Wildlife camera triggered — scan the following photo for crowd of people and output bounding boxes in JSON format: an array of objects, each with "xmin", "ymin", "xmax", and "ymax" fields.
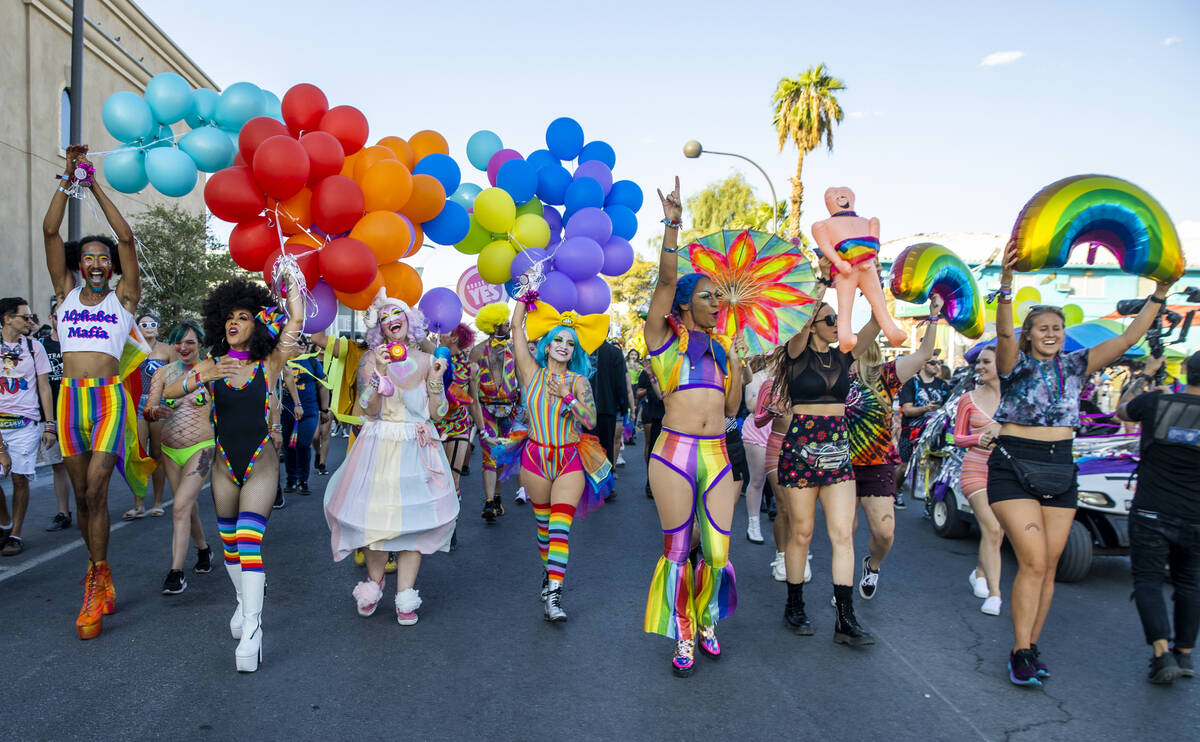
[{"xmin": 1, "ymin": 157, "xmax": 1196, "ymax": 688}]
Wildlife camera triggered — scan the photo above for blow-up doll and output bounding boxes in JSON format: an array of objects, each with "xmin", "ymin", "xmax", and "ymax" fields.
[{"xmin": 811, "ymin": 187, "xmax": 906, "ymax": 351}]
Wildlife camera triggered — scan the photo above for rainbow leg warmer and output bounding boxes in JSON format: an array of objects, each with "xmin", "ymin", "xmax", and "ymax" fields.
[
  {"xmin": 643, "ymin": 516, "xmax": 696, "ymax": 640},
  {"xmin": 694, "ymin": 490, "xmax": 737, "ymax": 625},
  {"xmin": 532, "ymin": 501, "xmax": 551, "ymax": 566},
  {"xmin": 547, "ymin": 503, "xmax": 575, "ymax": 583},
  {"xmin": 236, "ymin": 512, "xmax": 267, "ymax": 573},
  {"xmin": 217, "ymin": 516, "xmax": 239, "ymax": 566}
]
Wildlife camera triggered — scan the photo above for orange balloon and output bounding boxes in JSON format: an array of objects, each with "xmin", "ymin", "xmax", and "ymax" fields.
[
  {"xmin": 339, "ymin": 149, "xmax": 362, "ymax": 179},
  {"xmin": 376, "ymin": 136, "xmax": 415, "ymax": 170},
  {"xmin": 274, "ymin": 188, "xmax": 312, "ymax": 235},
  {"xmin": 334, "ymin": 269, "xmax": 383, "ymax": 311},
  {"xmin": 350, "ymin": 210, "xmax": 413, "ymax": 265},
  {"xmin": 400, "ymin": 174, "xmax": 446, "ymax": 224},
  {"xmin": 352, "ymin": 145, "xmax": 398, "ymax": 182},
  {"xmin": 408, "ymin": 130, "xmax": 449, "ymax": 164},
  {"xmin": 379, "ymin": 261, "xmax": 422, "ymax": 305},
  {"xmin": 360, "ymin": 160, "xmax": 414, "ymax": 213},
  {"xmin": 285, "ymin": 231, "xmax": 322, "ymax": 250},
  {"xmin": 401, "ymin": 221, "xmax": 424, "ymax": 258}
]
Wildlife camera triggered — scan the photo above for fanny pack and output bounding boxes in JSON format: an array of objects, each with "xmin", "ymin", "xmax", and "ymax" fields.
[
  {"xmin": 797, "ymin": 440, "xmax": 850, "ymax": 471},
  {"xmin": 0, "ymin": 413, "xmax": 32, "ymax": 430},
  {"xmin": 996, "ymin": 443, "xmax": 1076, "ymax": 500},
  {"xmin": 484, "ymin": 403, "xmax": 514, "ymax": 418}
]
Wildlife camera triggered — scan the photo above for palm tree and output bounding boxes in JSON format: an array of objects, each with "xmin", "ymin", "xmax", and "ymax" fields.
[{"xmin": 772, "ymin": 64, "xmax": 846, "ymax": 238}]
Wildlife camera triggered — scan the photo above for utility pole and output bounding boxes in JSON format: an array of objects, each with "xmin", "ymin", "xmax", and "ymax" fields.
[{"xmin": 68, "ymin": 0, "xmax": 85, "ymax": 241}]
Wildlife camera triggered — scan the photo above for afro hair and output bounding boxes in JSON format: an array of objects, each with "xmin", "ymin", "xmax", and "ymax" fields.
[
  {"xmin": 475, "ymin": 302, "xmax": 510, "ymax": 335},
  {"xmin": 202, "ymin": 279, "xmax": 277, "ymax": 361},
  {"xmin": 67, "ymin": 235, "xmax": 123, "ymax": 276}
]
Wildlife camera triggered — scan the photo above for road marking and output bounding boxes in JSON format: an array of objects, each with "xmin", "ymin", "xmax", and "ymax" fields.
[{"xmin": 0, "ymin": 483, "xmax": 208, "ymax": 585}]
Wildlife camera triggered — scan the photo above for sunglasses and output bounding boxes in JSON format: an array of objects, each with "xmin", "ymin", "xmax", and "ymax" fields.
[
  {"xmin": 818, "ymin": 314, "xmax": 838, "ymax": 327},
  {"xmin": 17, "ymin": 314, "xmax": 38, "ymax": 322},
  {"xmin": 139, "ymin": 321, "xmax": 158, "ymax": 329}
]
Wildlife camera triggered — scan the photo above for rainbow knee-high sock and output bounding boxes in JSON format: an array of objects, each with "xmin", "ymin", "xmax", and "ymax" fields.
[
  {"xmin": 547, "ymin": 503, "xmax": 575, "ymax": 582},
  {"xmin": 236, "ymin": 512, "xmax": 267, "ymax": 573},
  {"xmin": 532, "ymin": 502, "xmax": 551, "ymax": 566},
  {"xmin": 217, "ymin": 516, "xmax": 239, "ymax": 565}
]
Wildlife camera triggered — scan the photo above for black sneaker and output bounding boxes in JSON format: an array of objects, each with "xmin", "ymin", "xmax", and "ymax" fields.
[
  {"xmin": 858, "ymin": 555, "xmax": 879, "ymax": 600},
  {"xmin": 194, "ymin": 546, "xmax": 213, "ymax": 574},
  {"xmin": 1008, "ymin": 649, "xmax": 1042, "ymax": 686},
  {"xmin": 162, "ymin": 569, "xmax": 188, "ymax": 595},
  {"xmin": 283, "ymin": 482, "xmax": 297, "ymax": 494},
  {"xmin": 45, "ymin": 512, "xmax": 71, "ymax": 531},
  {"xmin": 1148, "ymin": 652, "xmax": 1182, "ymax": 684},
  {"xmin": 1173, "ymin": 649, "xmax": 1194, "ymax": 678},
  {"xmin": 1, "ymin": 536, "xmax": 24, "ymax": 557},
  {"xmin": 894, "ymin": 494, "xmax": 907, "ymax": 510},
  {"xmin": 315, "ymin": 463, "xmax": 328, "ymax": 475},
  {"xmin": 273, "ymin": 488, "xmax": 286, "ymax": 510},
  {"xmin": 297, "ymin": 481, "xmax": 311, "ymax": 496}
]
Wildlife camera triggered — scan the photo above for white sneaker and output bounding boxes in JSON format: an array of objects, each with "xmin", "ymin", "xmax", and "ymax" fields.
[
  {"xmin": 805, "ymin": 553, "xmax": 813, "ymax": 584},
  {"xmin": 980, "ymin": 596, "xmax": 1002, "ymax": 616},
  {"xmin": 746, "ymin": 518, "xmax": 764, "ymax": 544},
  {"xmin": 514, "ymin": 487, "xmax": 529, "ymax": 504},
  {"xmin": 969, "ymin": 568, "xmax": 989, "ymax": 599},
  {"xmin": 616, "ymin": 453, "xmax": 626, "ymax": 466},
  {"xmin": 771, "ymin": 552, "xmax": 786, "ymax": 582}
]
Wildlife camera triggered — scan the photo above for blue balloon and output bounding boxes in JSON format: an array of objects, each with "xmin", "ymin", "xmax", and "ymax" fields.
[
  {"xmin": 449, "ymin": 182, "xmax": 483, "ymax": 210},
  {"xmin": 536, "ymin": 165, "xmax": 572, "ymax": 205},
  {"xmin": 564, "ymin": 177, "xmax": 604, "ymax": 213},
  {"xmin": 606, "ymin": 179, "xmax": 644, "ymax": 212},
  {"xmin": 413, "ymin": 153, "xmax": 462, "ymax": 195},
  {"xmin": 145, "ymin": 123, "xmax": 176, "ymax": 150},
  {"xmin": 578, "ymin": 140, "xmax": 616, "ymax": 169},
  {"xmin": 503, "ymin": 277, "xmax": 521, "ymax": 300},
  {"xmin": 545, "ymin": 117, "xmax": 585, "ymax": 161},
  {"xmin": 102, "ymin": 91, "xmax": 155, "ymax": 143},
  {"xmin": 145, "ymin": 72, "xmax": 194, "ymax": 125},
  {"xmin": 185, "ymin": 88, "xmax": 220, "ymax": 128},
  {"xmin": 422, "ymin": 201, "xmax": 471, "ymax": 246},
  {"xmin": 145, "ymin": 147, "xmax": 198, "ymax": 197},
  {"xmin": 606, "ymin": 205, "xmax": 638, "ymax": 240},
  {"xmin": 104, "ymin": 148, "xmax": 148, "ymax": 193},
  {"xmin": 179, "ymin": 126, "xmax": 236, "ymax": 172},
  {"xmin": 214, "ymin": 82, "xmax": 266, "ymax": 131},
  {"xmin": 526, "ymin": 149, "xmax": 557, "ymax": 172},
  {"xmin": 466, "ymin": 130, "xmax": 503, "ymax": 171},
  {"xmin": 497, "ymin": 160, "xmax": 537, "ymax": 205},
  {"xmin": 262, "ymin": 90, "xmax": 283, "ymax": 122}
]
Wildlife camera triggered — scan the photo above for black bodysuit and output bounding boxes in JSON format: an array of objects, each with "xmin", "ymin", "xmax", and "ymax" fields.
[{"xmin": 212, "ymin": 360, "xmax": 271, "ymax": 485}]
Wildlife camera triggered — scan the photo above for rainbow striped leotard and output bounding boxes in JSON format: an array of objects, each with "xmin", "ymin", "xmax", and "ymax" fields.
[
  {"xmin": 649, "ymin": 319, "xmax": 730, "ymax": 397},
  {"xmin": 834, "ymin": 235, "xmax": 880, "ymax": 267}
]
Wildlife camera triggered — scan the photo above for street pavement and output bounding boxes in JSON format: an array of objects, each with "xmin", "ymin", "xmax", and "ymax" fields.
[{"xmin": 1, "ymin": 432, "xmax": 1195, "ymax": 741}]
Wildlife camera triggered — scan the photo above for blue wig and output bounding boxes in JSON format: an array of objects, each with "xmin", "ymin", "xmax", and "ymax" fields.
[
  {"xmin": 672, "ymin": 273, "xmax": 705, "ymax": 315},
  {"xmin": 535, "ymin": 325, "xmax": 592, "ymax": 377}
]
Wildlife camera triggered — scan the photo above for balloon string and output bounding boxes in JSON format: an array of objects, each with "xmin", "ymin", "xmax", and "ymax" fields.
[
  {"xmin": 86, "ymin": 130, "xmax": 188, "ymax": 158},
  {"xmin": 74, "ymin": 186, "xmax": 163, "ymax": 295}
]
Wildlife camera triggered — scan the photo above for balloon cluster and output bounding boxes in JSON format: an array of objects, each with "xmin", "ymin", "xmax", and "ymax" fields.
[
  {"xmin": 451, "ymin": 117, "xmax": 642, "ymax": 314},
  {"xmin": 101, "ymin": 74, "xmax": 284, "ymax": 197},
  {"xmin": 204, "ymin": 82, "xmax": 469, "ymax": 327}
]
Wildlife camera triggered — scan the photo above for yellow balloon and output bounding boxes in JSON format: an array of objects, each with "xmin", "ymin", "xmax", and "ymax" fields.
[
  {"xmin": 1062, "ymin": 303, "xmax": 1084, "ymax": 326},
  {"xmin": 1016, "ymin": 300, "xmax": 1037, "ymax": 321},
  {"xmin": 474, "ymin": 187, "xmax": 516, "ymax": 234},
  {"xmin": 1014, "ymin": 286, "xmax": 1041, "ymax": 307},
  {"xmin": 478, "ymin": 239, "xmax": 516, "ymax": 284},
  {"xmin": 512, "ymin": 214, "xmax": 551, "ymax": 249}
]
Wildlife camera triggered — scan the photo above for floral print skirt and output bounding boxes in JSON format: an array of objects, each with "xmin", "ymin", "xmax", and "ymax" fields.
[{"xmin": 777, "ymin": 414, "xmax": 855, "ymax": 490}]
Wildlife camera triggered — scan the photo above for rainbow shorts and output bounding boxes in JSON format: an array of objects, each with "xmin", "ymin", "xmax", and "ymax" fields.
[{"xmin": 57, "ymin": 376, "xmax": 126, "ymax": 457}]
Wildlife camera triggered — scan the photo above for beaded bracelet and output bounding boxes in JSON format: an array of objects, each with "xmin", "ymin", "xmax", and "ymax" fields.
[{"xmin": 661, "ymin": 218, "xmax": 682, "ymax": 230}]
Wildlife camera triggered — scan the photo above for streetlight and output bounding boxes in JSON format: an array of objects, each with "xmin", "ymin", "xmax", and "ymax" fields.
[{"xmin": 683, "ymin": 140, "xmax": 780, "ymax": 235}]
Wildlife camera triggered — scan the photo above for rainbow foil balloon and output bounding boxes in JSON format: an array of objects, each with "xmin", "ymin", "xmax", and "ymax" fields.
[
  {"xmin": 1011, "ymin": 174, "xmax": 1184, "ymax": 283},
  {"xmin": 889, "ymin": 243, "xmax": 984, "ymax": 338}
]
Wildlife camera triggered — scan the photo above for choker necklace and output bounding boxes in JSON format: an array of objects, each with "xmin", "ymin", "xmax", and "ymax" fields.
[
  {"xmin": 832, "ymin": 210, "xmax": 857, "ymax": 218},
  {"xmin": 227, "ymin": 349, "xmax": 250, "ymax": 360}
]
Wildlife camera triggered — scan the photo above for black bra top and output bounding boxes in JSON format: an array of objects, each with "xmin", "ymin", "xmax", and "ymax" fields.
[{"xmin": 786, "ymin": 346, "xmax": 851, "ymax": 404}]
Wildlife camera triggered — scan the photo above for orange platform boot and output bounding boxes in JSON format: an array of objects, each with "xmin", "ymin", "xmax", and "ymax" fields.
[
  {"xmin": 75, "ymin": 563, "xmax": 104, "ymax": 640},
  {"xmin": 94, "ymin": 561, "xmax": 116, "ymax": 615}
]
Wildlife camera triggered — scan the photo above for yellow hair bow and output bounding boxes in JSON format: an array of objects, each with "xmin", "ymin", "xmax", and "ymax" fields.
[{"xmin": 525, "ymin": 301, "xmax": 610, "ymax": 355}]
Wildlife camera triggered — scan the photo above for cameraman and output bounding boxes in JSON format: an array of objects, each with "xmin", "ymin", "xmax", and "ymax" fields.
[{"xmin": 1117, "ymin": 351, "xmax": 1200, "ymax": 684}]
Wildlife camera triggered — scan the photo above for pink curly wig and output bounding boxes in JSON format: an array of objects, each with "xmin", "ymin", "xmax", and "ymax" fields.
[{"xmin": 448, "ymin": 322, "xmax": 476, "ymax": 350}]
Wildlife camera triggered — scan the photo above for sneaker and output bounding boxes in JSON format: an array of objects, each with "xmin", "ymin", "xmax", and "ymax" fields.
[
  {"xmin": 805, "ymin": 554, "xmax": 813, "ymax": 583},
  {"xmin": 1173, "ymin": 649, "xmax": 1194, "ymax": 678},
  {"xmin": 771, "ymin": 552, "xmax": 787, "ymax": 582},
  {"xmin": 273, "ymin": 488, "xmax": 286, "ymax": 510},
  {"xmin": 543, "ymin": 581, "xmax": 567, "ymax": 622},
  {"xmin": 969, "ymin": 568, "xmax": 989, "ymax": 598},
  {"xmin": 161, "ymin": 569, "xmax": 188, "ymax": 595},
  {"xmin": 894, "ymin": 493, "xmax": 906, "ymax": 510},
  {"xmin": 315, "ymin": 463, "xmax": 328, "ymax": 475},
  {"xmin": 672, "ymin": 639, "xmax": 695, "ymax": 677},
  {"xmin": 746, "ymin": 518, "xmax": 764, "ymax": 544},
  {"xmin": 858, "ymin": 555, "xmax": 879, "ymax": 600},
  {"xmin": 491, "ymin": 495, "xmax": 505, "ymax": 516},
  {"xmin": 46, "ymin": 512, "xmax": 71, "ymax": 531},
  {"xmin": 980, "ymin": 596, "xmax": 1002, "ymax": 616},
  {"xmin": 297, "ymin": 481, "xmax": 311, "ymax": 496},
  {"xmin": 698, "ymin": 625, "xmax": 721, "ymax": 658},
  {"xmin": 1148, "ymin": 652, "xmax": 1182, "ymax": 684},
  {"xmin": 283, "ymin": 482, "xmax": 296, "ymax": 494},
  {"xmin": 353, "ymin": 578, "xmax": 384, "ymax": 617},
  {"xmin": 194, "ymin": 546, "xmax": 213, "ymax": 574},
  {"xmin": 1029, "ymin": 643, "xmax": 1050, "ymax": 679},
  {"xmin": 395, "ymin": 588, "xmax": 421, "ymax": 626},
  {"xmin": 1, "ymin": 536, "xmax": 23, "ymax": 556},
  {"xmin": 384, "ymin": 553, "xmax": 398, "ymax": 574},
  {"xmin": 514, "ymin": 487, "xmax": 528, "ymax": 505},
  {"xmin": 616, "ymin": 453, "xmax": 626, "ymax": 466},
  {"xmin": 481, "ymin": 500, "xmax": 496, "ymax": 523},
  {"xmin": 1008, "ymin": 649, "xmax": 1042, "ymax": 687}
]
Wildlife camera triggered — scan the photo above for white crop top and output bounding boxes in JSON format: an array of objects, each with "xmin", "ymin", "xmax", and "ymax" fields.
[{"xmin": 57, "ymin": 286, "xmax": 134, "ymax": 360}]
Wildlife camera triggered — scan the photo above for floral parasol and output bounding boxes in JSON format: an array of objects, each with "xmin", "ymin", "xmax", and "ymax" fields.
[{"xmin": 678, "ymin": 229, "xmax": 819, "ymax": 355}]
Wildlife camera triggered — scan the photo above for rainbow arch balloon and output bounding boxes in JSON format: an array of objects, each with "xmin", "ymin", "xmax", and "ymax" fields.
[
  {"xmin": 1011, "ymin": 174, "xmax": 1184, "ymax": 283},
  {"xmin": 889, "ymin": 242, "xmax": 984, "ymax": 338}
]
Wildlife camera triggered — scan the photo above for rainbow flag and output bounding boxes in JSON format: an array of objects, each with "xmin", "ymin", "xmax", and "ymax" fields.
[{"xmin": 115, "ymin": 326, "xmax": 155, "ymax": 499}]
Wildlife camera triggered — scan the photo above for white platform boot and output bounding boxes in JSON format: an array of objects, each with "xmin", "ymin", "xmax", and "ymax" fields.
[
  {"xmin": 225, "ymin": 562, "xmax": 244, "ymax": 639},
  {"xmin": 235, "ymin": 571, "xmax": 265, "ymax": 672}
]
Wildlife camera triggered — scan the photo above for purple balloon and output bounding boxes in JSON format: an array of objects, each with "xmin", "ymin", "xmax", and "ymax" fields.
[
  {"xmin": 542, "ymin": 205, "xmax": 563, "ymax": 234},
  {"xmin": 553, "ymin": 236, "xmax": 604, "ymax": 281},
  {"xmin": 564, "ymin": 207, "xmax": 612, "ymax": 245},
  {"xmin": 303, "ymin": 279, "xmax": 337, "ymax": 333},
  {"xmin": 486, "ymin": 148, "xmax": 522, "ymax": 187},
  {"xmin": 418, "ymin": 286, "xmax": 464, "ymax": 334},
  {"xmin": 510, "ymin": 246, "xmax": 548, "ymax": 278},
  {"xmin": 574, "ymin": 275, "xmax": 611, "ymax": 315},
  {"xmin": 539, "ymin": 270, "xmax": 578, "ymax": 312},
  {"xmin": 600, "ymin": 236, "xmax": 635, "ymax": 276},
  {"xmin": 573, "ymin": 160, "xmax": 613, "ymax": 196}
]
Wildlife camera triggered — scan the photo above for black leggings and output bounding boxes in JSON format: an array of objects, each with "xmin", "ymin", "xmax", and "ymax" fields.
[{"xmin": 1130, "ymin": 509, "xmax": 1200, "ymax": 649}]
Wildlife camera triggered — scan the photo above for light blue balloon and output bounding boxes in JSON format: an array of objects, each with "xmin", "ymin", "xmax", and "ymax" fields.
[
  {"xmin": 145, "ymin": 147, "xmax": 198, "ymax": 197},
  {"xmin": 145, "ymin": 123, "xmax": 175, "ymax": 150},
  {"xmin": 262, "ymin": 90, "xmax": 283, "ymax": 123},
  {"xmin": 145, "ymin": 72, "xmax": 194, "ymax": 125},
  {"xmin": 578, "ymin": 140, "xmax": 616, "ymax": 169},
  {"xmin": 179, "ymin": 126, "xmax": 236, "ymax": 172},
  {"xmin": 103, "ymin": 148, "xmax": 149, "ymax": 193},
  {"xmin": 449, "ymin": 182, "xmax": 482, "ymax": 210},
  {"xmin": 466, "ymin": 130, "xmax": 503, "ymax": 171},
  {"xmin": 413, "ymin": 153, "xmax": 461, "ymax": 194},
  {"xmin": 102, "ymin": 91, "xmax": 155, "ymax": 143},
  {"xmin": 185, "ymin": 88, "xmax": 220, "ymax": 128},
  {"xmin": 214, "ymin": 82, "xmax": 266, "ymax": 132}
]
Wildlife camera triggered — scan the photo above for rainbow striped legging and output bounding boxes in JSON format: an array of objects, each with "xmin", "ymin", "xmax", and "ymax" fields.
[{"xmin": 57, "ymin": 376, "xmax": 126, "ymax": 457}]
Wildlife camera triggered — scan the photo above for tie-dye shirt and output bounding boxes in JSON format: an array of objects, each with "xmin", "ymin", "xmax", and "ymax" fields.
[
  {"xmin": 995, "ymin": 348, "xmax": 1090, "ymax": 427},
  {"xmin": 845, "ymin": 361, "xmax": 903, "ymax": 466}
]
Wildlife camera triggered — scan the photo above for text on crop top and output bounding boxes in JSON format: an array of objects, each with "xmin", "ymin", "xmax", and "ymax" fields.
[{"xmin": 57, "ymin": 286, "xmax": 134, "ymax": 360}]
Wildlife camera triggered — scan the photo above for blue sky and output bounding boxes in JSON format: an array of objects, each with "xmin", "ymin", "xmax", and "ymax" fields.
[{"xmin": 136, "ymin": 0, "xmax": 1199, "ymax": 291}]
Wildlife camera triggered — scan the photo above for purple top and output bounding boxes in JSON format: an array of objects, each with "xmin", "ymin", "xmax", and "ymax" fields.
[{"xmin": 994, "ymin": 347, "xmax": 1090, "ymax": 427}]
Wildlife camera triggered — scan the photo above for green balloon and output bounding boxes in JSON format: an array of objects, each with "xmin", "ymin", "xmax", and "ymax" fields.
[
  {"xmin": 454, "ymin": 218, "xmax": 490, "ymax": 255},
  {"xmin": 515, "ymin": 196, "xmax": 544, "ymax": 218}
]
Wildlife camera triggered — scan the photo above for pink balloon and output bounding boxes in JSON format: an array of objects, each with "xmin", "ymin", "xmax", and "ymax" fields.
[{"xmin": 486, "ymin": 149, "xmax": 523, "ymax": 187}]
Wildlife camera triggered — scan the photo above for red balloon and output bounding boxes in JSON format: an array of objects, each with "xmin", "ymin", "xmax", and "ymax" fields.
[
  {"xmin": 299, "ymin": 131, "xmax": 344, "ymax": 186},
  {"xmin": 264, "ymin": 243, "xmax": 320, "ymax": 289},
  {"xmin": 311, "ymin": 175, "xmax": 364, "ymax": 235},
  {"xmin": 238, "ymin": 116, "xmax": 288, "ymax": 164},
  {"xmin": 204, "ymin": 166, "xmax": 265, "ymax": 223},
  {"xmin": 281, "ymin": 83, "xmax": 329, "ymax": 136},
  {"xmin": 319, "ymin": 105, "xmax": 369, "ymax": 156},
  {"xmin": 319, "ymin": 237, "xmax": 376, "ymax": 293},
  {"xmin": 228, "ymin": 217, "xmax": 280, "ymax": 272},
  {"xmin": 252, "ymin": 135, "xmax": 310, "ymax": 200}
]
